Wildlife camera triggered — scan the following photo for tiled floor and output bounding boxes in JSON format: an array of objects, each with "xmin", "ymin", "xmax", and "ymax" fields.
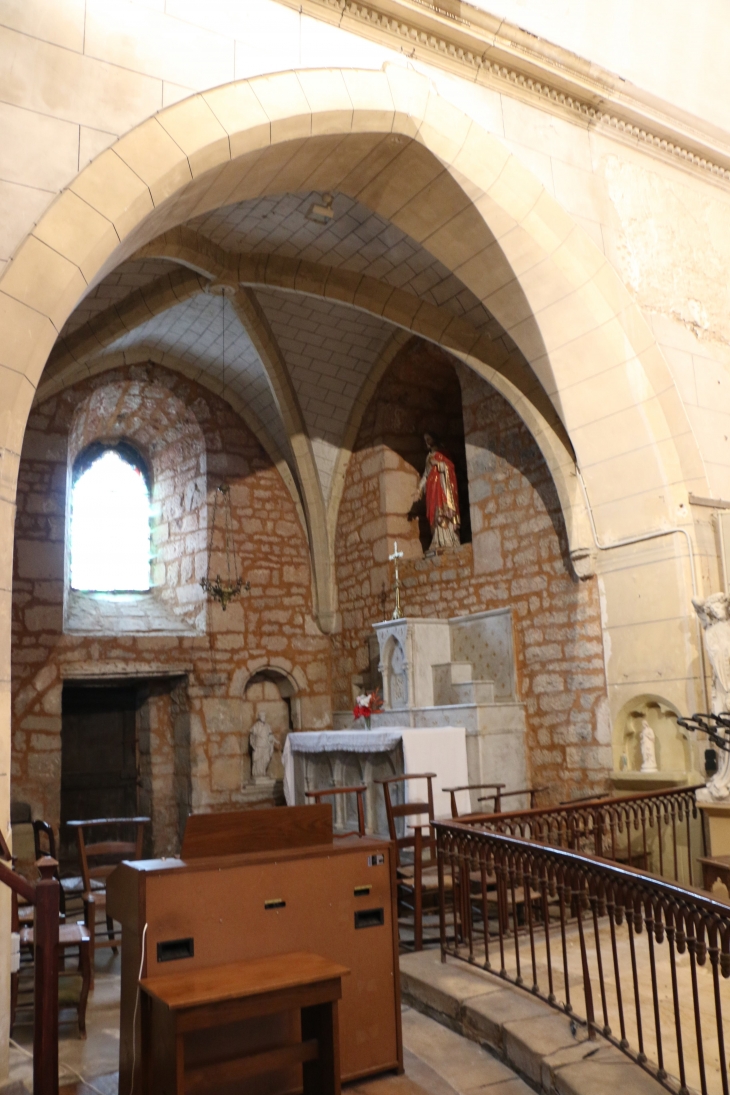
[{"xmin": 9, "ymin": 951, "xmax": 532, "ymax": 1095}]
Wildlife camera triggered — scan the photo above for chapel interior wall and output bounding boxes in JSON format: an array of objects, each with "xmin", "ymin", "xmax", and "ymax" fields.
[
  {"xmin": 335, "ymin": 338, "xmax": 611, "ymax": 803},
  {"xmin": 10, "ymin": 363, "xmax": 332, "ymax": 842}
]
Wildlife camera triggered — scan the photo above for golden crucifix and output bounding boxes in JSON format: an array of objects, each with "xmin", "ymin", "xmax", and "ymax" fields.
[{"xmin": 389, "ymin": 540, "xmax": 404, "ymax": 620}]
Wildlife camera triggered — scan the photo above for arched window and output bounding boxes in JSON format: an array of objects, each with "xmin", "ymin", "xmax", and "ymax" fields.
[{"xmin": 70, "ymin": 444, "xmax": 151, "ymax": 592}]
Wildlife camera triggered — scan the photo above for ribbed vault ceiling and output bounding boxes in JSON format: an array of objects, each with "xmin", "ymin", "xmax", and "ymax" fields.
[
  {"xmin": 43, "ymin": 185, "xmax": 548, "ymax": 632},
  {"xmin": 188, "ymin": 191, "xmax": 496, "ymax": 333}
]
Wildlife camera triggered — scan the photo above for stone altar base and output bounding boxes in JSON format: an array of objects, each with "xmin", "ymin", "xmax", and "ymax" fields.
[{"xmin": 282, "ymin": 727, "xmax": 469, "ymax": 836}]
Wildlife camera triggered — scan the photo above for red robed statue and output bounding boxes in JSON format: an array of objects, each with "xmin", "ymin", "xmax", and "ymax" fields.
[{"xmin": 416, "ymin": 432, "xmax": 461, "ymax": 550}]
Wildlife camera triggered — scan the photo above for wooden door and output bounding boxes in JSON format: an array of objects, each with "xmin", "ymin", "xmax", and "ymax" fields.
[{"xmin": 61, "ymin": 685, "xmax": 139, "ymax": 856}]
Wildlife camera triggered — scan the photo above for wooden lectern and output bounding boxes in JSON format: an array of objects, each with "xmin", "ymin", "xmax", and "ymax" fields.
[{"xmin": 107, "ymin": 805, "xmax": 403, "ymax": 1094}]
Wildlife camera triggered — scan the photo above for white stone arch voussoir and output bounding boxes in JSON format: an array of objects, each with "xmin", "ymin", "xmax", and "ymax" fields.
[{"xmin": 0, "ymin": 66, "xmax": 704, "ymax": 566}]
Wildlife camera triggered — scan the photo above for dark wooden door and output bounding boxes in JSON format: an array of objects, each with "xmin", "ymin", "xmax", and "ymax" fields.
[{"xmin": 61, "ymin": 685, "xmax": 140, "ymax": 856}]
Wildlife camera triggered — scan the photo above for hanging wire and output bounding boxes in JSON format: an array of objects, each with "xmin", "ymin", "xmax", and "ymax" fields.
[{"xmin": 200, "ymin": 288, "xmax": 250, "ymax": 610}]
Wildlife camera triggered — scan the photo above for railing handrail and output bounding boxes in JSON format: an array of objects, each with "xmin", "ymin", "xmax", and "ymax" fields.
[
  {"xmin": 0, "ymin": 858, "xmax": 35, "ymax": 903},
  {"xmin": 453, "ymin": 783, "xmax": 705, "ymax": 825},
  {"xmin": 435, "ymin": 813, "xmax": 729, "ymax": 1095},
  {"xmin": 433, "ymin": 818, "xmax": 730, "ymax": 914},
  {"xmin": 0, "ymin": 837, "xmax": 60, "ymax": 1095}
]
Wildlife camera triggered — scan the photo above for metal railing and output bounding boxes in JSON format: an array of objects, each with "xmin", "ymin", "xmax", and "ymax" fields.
[
  {"xmin": 453, "ymin": 784, "xmax": 705, "ymax": 886},
  {"xmin": 1, "ymin": 830, "xmax": 60, "ymax": 1095},
  {"xmin": 435, "ymin": 819, "xmax": 730, "ymax": 1095}
]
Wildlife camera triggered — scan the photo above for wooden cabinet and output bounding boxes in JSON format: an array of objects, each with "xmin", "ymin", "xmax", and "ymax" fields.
[{"xmin": 107, "ymin": 807, "xmax": 402, "ymax": 1094}]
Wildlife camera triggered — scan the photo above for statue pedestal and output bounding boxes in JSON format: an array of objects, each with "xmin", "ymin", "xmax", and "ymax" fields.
[
  {"xmin": 698, "ymin": 801, "xmax": 730, "ymax": 856},
  {"xmin": 610, "ymin": 771, "xmax": 696, "ymax": 793},
  {"xmin": 240, "ymin": 777, "xmax": 280, "ymax": 807}
]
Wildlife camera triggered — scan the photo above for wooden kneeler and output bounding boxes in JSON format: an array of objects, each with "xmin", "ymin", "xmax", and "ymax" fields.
[{"xmin": 140, "ymin": 951, "xmax": 349, "ymax": 1095}]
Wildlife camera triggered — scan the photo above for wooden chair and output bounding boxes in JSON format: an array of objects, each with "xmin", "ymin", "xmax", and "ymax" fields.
[
  {"xmin": 32, "ymin": 820, "xmax": 84, "ymax": 920},
  {"xmin": 477, "ymin": 786, "xmax": 548, "ymax": 812},
  {"xmin": 443, "ymin": 783, "xmax": 506, "ymax": 818},
  {"xmin": 13, "ymin": 923, "xmax": 91, "ymax": 1038},
  {"xmin": 304, "ymin": 786, "xmax": 367, "ymax": 837},
  {"xmin": 67, "ymin": 816, "xmax": 149, "ymax": 983},
  {"xmin": 377, "ymin": 773, "xmax": 449, "ymax": 951}
]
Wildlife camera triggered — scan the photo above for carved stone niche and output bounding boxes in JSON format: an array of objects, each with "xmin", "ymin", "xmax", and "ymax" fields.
[
  {"xmin": 611, "ymin": 695, "xmax": 692, "ymax": 788},
  {"xmin": 383, "ymin": 635, "xmax": 409, "ymax": 710}
]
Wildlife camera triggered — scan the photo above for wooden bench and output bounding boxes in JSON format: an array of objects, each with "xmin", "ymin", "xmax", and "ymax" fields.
[{"xmin": 140, "ymin": 951, "xmax": 349, "ymax": 1095}]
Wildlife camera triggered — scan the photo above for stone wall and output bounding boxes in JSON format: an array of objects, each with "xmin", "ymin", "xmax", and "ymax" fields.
[
  {"xmin": 11, "ymin": 364, "xmax": 332, "ymax": 849},
  {"xmin": 334, "ymin": 341, "xmax": 610, "ymax": 802},
  {"xmin": 67, "ymin": 375, "xmax": 207, "ymax": 630}
]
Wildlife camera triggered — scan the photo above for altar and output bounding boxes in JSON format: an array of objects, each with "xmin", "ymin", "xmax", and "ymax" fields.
[
  {"xmin": 282, "ymin": 726, "xmax": 469, "ymax": 836},
  {"xmin": 334, "ymin": 609, "xmax": 528, "ymax": 798}
]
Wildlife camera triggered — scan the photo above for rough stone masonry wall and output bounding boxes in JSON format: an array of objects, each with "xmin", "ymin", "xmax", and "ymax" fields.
[
  {"xmin": 11, "ymin": 363, "xmax": 332, "ymax": 850},
  {"xmin": 68, "ymin": 373, "xmax": 208, "ymax": 629},
  {"xmin": 334, "ymin": 341, "xmax": 611, "ymax": 803}
]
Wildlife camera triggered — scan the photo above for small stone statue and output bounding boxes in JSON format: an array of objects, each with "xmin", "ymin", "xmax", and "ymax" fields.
[
  {"xmin": 693, "ymin": 593, "xmax": 730, "ymax": 800},
  {"xmin": 639, "ymin": 718, "xmax": 658, "ymax": 772},
  {"xmin": 249, "ymin": 712, "xmax": 276, "ymax": 782},
  {"xmin": 415, "ymin": 432, "xmax": 461, "ymax": 551}
]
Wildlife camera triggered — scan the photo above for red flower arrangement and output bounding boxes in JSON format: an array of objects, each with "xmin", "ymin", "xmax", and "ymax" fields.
[{"xmin": 352, "ymin": 689, "xmax": 384, "ymax": 729}]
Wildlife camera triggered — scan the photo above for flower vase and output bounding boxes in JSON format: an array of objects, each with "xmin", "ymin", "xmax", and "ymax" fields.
[{"xmin": 365, "ymin": 716, "xmax": 371, "ymax": 730}]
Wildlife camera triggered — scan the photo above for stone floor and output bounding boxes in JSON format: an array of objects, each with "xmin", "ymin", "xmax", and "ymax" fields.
[{"xmin": 7, "ymin": 950, "xmax": 532, "ymax": 1094}]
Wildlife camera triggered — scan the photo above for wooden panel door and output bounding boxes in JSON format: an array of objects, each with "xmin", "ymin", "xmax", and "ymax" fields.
[{"xmin": 61, "ymin": 685, "xmax": 139, "ymax": 854}]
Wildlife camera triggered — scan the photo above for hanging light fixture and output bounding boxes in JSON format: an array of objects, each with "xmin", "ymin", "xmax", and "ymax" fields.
[
  {"xmin": 200, "ymin": 286, "xmax": 250, "ymax": 611},
  {"xmin": 200, "ymin": 484, "xmax": 249, "ymax": 610}
]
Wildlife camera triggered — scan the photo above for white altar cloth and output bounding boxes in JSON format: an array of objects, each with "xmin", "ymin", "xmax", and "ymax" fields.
[{"xmin": 282, "ymin": 726, "xmax": 469, "ymax": 819}]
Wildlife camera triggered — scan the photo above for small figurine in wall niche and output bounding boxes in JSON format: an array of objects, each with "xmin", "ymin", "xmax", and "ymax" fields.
[
  {"xmin": 249, "ymin": 712, "xmax": 276, "ymax": 782},
  {"xmin": 625, "ymin": 711, "xmax": 658, "ymax": 772},
  {"xmin": 415, "ymin": 432, "xmax": 461, "ymax": 551},
  {"xmin": 639, "ymin": 718, "xmax": 658, "ymax": 772}
]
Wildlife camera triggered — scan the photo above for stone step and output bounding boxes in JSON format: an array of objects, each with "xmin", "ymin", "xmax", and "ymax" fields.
[
  {"xmin": 451, "ymin": 679, "xmax": 495, "ymax": 705},
  {"xmin": 432, "ymin": 662, "xmax": 474, "ymax": 706},
  {"xmin": 399, "ymin": 949, "xmax": 666, "ymax": 1095}
]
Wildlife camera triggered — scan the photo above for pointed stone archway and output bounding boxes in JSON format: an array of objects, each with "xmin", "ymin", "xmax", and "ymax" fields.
[{"xmin": 0, "ymin": 64, "xmax": 708, "ymax": 834}]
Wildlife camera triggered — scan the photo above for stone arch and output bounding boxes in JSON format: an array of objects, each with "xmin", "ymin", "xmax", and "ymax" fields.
[{"xmin": 0, "ymin": 66, "xmax": 705, "ymax": 636}]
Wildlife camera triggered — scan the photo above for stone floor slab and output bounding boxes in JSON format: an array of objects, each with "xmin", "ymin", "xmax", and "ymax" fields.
[
  {"xmin": 502, "ymin": 1013, "xmax": 586, "ymax": 1085},
  {"xmin": 552, "ymin": 1052, "xmax": 667, "ymax": 1095},
  {"xmin": 402, "ymin": 1007, "xmax": 517, "ymax": 1090},
  {"xmin": 465, "ymin": 1080, "xmax": 535, "ymax": 1095},
  {"xmin": 400, "ymin": 951, "xmax": 502, "ymax": 1020},
  {"xmin": 462, "ymin": 987, "xmax": 549, "ymax": 1052}
]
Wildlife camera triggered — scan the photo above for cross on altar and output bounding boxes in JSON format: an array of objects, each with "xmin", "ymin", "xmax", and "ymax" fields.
[{"xmin": 389, "ymin": 540, "xmax": 404, "ymax": 620}]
